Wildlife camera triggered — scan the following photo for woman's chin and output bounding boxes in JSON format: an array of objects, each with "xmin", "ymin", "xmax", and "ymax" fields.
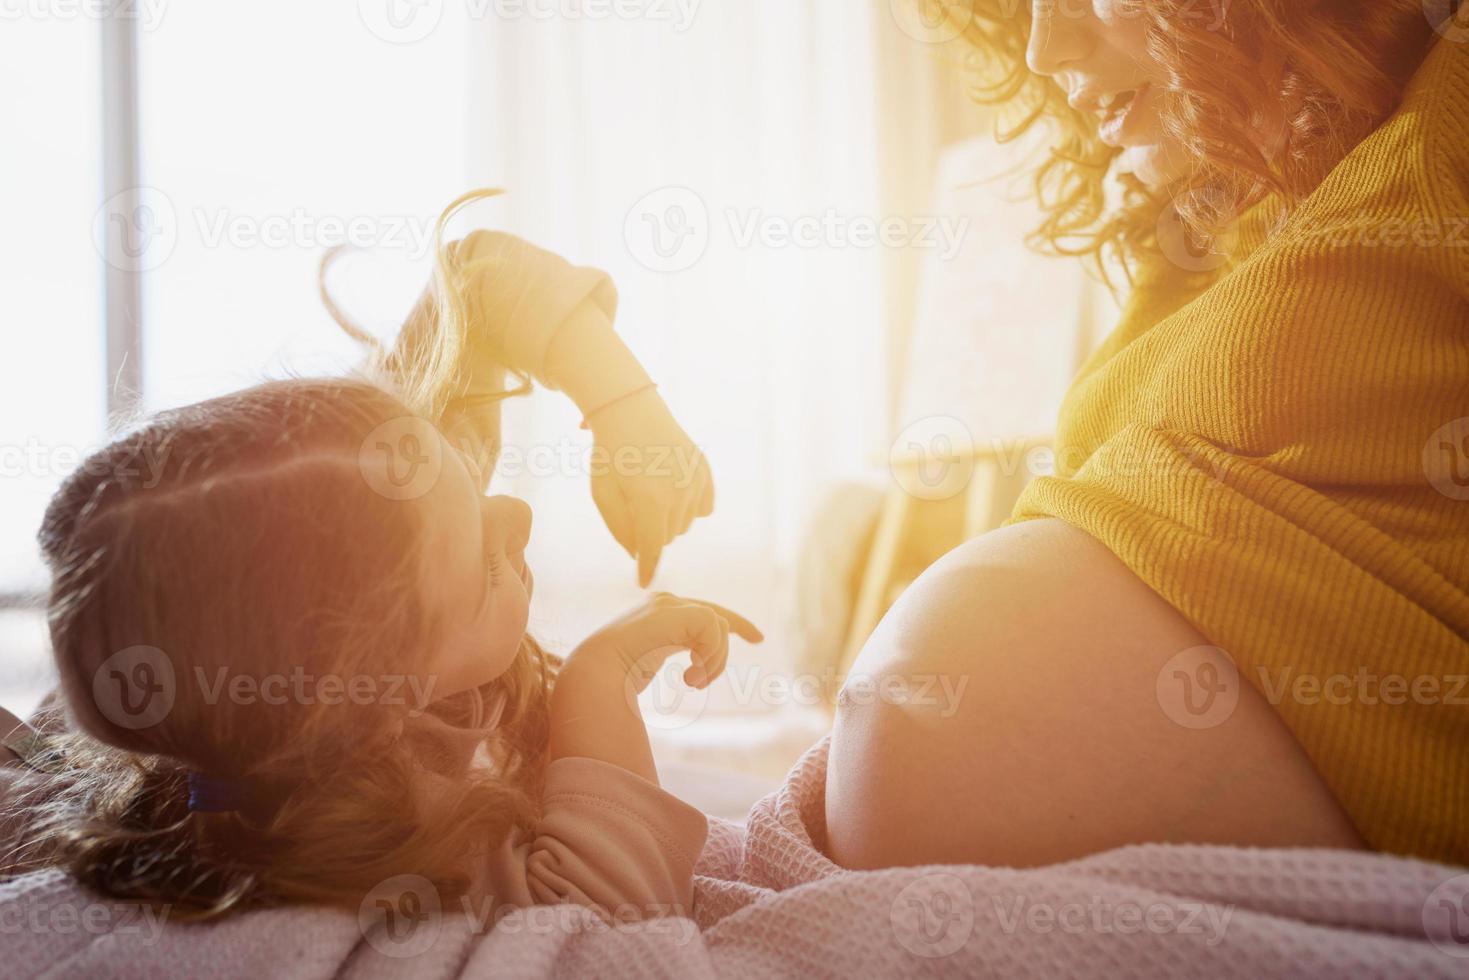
[{"xmin": 1117, "ymin": 143, "xmax": 1188, "ymax": 188}]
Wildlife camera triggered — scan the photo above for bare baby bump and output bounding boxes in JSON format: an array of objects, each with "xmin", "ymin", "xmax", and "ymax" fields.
[{"xmin": 823, "ymin": 519, "xmax": 1363, "ymax": 870}]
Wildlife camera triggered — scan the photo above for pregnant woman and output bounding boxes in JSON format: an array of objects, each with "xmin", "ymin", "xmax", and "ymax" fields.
[{"xmin": 827, "ymin": 0, "xmax": 1468, "ymax": 868}]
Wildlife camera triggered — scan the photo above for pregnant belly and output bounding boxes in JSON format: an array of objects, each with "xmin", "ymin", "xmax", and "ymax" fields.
[{"xmin": 824, "ymin": 518, "xmax": 1363, "ymax": 869}]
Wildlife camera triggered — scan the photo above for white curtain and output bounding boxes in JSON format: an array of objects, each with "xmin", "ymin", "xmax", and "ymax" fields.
[{"xmin": 462, "ymin": 1, "xmax": 894, "ymax": 661}]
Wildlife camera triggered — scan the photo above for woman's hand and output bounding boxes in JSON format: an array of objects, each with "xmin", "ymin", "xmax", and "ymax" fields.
[
  {"xmin": 572, "ymin": 592, "xmax": 762, "ymax": 691},
  {"xmin": 587, "ymin": 390, "xmax": 715, "ymax": 588}
]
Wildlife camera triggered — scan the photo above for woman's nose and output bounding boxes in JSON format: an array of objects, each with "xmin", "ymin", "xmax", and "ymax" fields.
[{"xmin": 1026, "ymin": 0, "xmax": 1092, "ymax": 77}]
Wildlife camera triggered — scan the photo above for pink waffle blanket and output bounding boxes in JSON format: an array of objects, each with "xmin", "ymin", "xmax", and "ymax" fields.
[{"xmin": 3, "ymin": 737, "xmax": 1467, "ymax": 978}]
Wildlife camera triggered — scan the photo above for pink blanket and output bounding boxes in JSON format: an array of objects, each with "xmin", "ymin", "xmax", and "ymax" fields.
[{"xmin": 3, "ymin": 737, "xmax": 1467, "ymax": 977}]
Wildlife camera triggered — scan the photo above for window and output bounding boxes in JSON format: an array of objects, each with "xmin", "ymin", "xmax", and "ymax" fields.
[{"xmin": 0, "ymin": 14, "xmax": 104, "ymax": 595}]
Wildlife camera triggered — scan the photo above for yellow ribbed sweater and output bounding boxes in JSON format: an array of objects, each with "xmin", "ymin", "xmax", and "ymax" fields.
[{"xmin": 1011, "ymin": 36, "xmax": 1469, "ymax": 865}]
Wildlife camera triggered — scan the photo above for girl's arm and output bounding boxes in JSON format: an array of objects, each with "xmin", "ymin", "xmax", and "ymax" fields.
[
  {"xmin": 386, "ymin": 231, "xmax": 713, "ymax": 586},
  {"xmin": 547, "ymin": 595, "xmax": 763, "ymax": 784},
  {"xmin": 388, "ymin": 232, "xmax": 643, "ymax": 488},
  {"xmin": 492, "ymin": 595, "xmax": 759, "ymax": 917}
]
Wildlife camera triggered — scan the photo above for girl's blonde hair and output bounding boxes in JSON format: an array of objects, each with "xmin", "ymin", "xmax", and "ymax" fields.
[
  {"xmin": 929, "ymin": 0, "xmax": 1439, "ymax": 275},
  {"xmin": 9, "ymin": 190, "xmax": 554, "ymax": 917}
]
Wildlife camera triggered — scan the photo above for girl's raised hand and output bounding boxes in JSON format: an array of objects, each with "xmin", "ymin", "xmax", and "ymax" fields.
[
  {"xmin": 574, "ymin": 593, "xmax": 763, "ymax": 693},
  {"xmin": 586, "ymin": 389, "xmax": 715, "ymax": 588}
]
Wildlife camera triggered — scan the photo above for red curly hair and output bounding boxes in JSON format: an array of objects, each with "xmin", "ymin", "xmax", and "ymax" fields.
[{"xmin": 928, "ymin": 0, "xmax": 1444, "ymax": 274}]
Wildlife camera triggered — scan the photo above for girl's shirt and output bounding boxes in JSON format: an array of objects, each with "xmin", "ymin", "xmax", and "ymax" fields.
[{"xmin": 1, "ymin": 719, "xmax": 710, "ymax": 920}]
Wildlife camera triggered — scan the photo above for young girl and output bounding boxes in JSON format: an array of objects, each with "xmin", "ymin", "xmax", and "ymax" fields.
[{"xmin": 0, "ymin": 192, "xmax": 760, "ymax": 925}]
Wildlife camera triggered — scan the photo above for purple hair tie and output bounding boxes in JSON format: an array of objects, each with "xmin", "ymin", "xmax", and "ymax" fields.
[{"xmin": 186, "ymin": 771, "xmax": 252, "ymax": 813}]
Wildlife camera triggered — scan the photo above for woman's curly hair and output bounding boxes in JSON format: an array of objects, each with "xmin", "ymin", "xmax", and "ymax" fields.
[{"xmin": 925, "ymin": 0, "xmax": 1442, "ymax": 276}]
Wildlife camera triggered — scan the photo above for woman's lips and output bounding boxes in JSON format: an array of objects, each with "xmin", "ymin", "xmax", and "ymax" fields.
[{"xmin": 1097, "ymin": 83, "xmax": 1149, "ymax": 147}]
